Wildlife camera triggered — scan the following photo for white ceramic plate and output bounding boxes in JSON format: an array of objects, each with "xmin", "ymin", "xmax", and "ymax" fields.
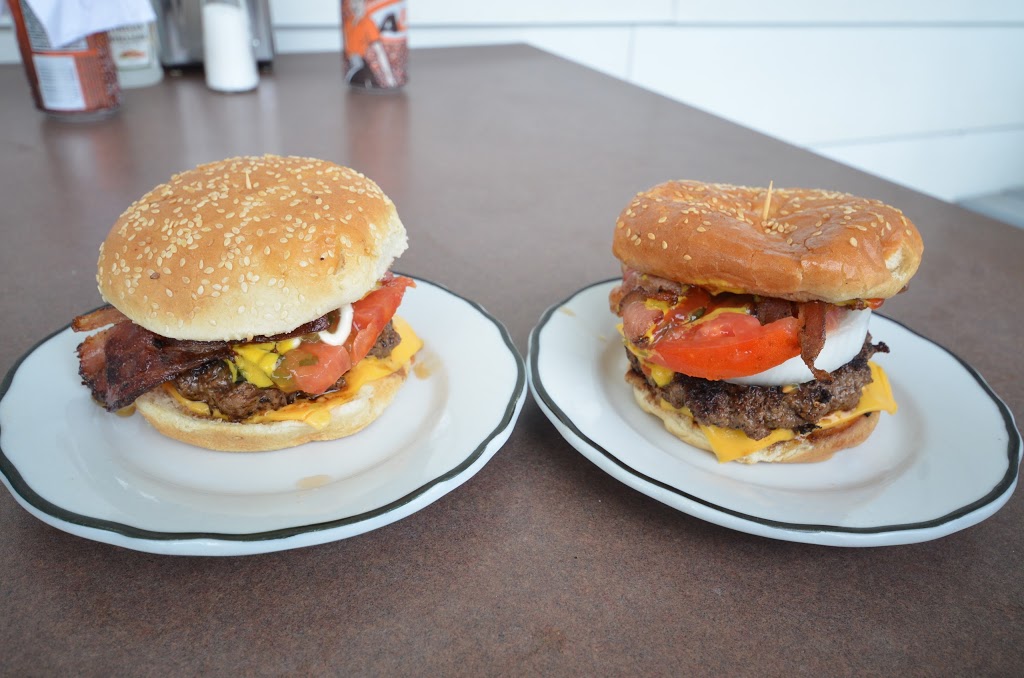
[
  {"xmin": 529, "ymin": 280, "xmax": 1021, "ymax": 547},
  {"xmin": 0, "ymin": 277, "xmax": 525, "ymax": 556}
]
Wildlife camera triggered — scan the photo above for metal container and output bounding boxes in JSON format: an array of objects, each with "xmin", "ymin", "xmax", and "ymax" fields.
[{"xmin": 154, "ymin": 0, "xmax": 274, "ymax": 67}]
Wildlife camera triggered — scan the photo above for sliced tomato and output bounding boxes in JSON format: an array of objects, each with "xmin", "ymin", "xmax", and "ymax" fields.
[
  {"xmin": 649, "ymin": 313, "xmax": 801, "ymax": 380},
  {"xmin": 268, "ymin": 274, "xmax": 414, "ymax": 395},
  {"xmin": 274, "ymin": 341, "xmax": 352, "ymax": 395},
  {"xmin": 346, "ymin": 274, "xmax": 415, "ymax": 364}
]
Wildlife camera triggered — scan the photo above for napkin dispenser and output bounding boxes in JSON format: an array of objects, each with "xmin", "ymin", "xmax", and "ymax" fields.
[{"xmin": 154, "ymin": 0, "xmax": 274, "ymax": 66}]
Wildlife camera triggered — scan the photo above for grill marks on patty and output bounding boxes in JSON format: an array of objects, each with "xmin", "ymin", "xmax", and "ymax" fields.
[
  {"xmin": 629, "ymin": 338, "xmax": 888, "ymax": 440},
  {"xmin": 175, "ymin": 362, "xmax": 290, "ymax": 420},
  {"xmin": 172, "ymin": 320, "xmax": 402, "ymax": 421}
]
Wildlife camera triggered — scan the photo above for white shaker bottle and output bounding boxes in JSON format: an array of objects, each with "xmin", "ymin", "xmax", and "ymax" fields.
[{"xmin": 202, "ymin": 0, "xmax": 259, "ymax": 92}]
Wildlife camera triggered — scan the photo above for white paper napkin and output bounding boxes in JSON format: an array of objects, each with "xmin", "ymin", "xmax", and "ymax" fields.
[{"xmin": 15, "ymin": 0, "xmax": 157, "ymax": 49}]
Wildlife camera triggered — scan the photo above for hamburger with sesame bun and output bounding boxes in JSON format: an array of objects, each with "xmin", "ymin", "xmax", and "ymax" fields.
[
  {"xmin": 73, "ymin": 155, "xmax": 422, "ymax": 452},
  {"xmin": 609, "ymin": 180, "xmax": 923, "ymax": 464}
]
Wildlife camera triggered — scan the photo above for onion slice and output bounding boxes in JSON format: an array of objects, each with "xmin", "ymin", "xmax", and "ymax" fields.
[{"xmin": 726, "ymin": 309, "xmax": 872, "ymax": 386}]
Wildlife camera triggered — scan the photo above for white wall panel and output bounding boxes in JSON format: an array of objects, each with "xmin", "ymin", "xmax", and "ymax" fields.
[
  {"xmin": 274, "ymin": 25, "xmax": 632, "ymax": 80},
  {"xmin": 678, "ymin": 1, "xmax": 1024, "ymax": 24},
  {"xmin": 270, "ymin": 0, "xmax": 674, "ymax": 27},
  {"xmin": 407, "ymin": 0, "xmax": 673, "ymax": 26},
  {"xmin": 815, "ymin": 130, "xmax": 1024, "ymax": 202},
  {"xmin": 411, "ymin": 27, "xmax": 632, "ymax": 80},
  {"xmin": 273, "ymin": 27, "xmax": 342, "ymax": 53},
  {"xmin": 629, "ymin": 26, "xmax": 1024, "ymax": 144},
  {"xmin": 269, "ymin": 0, "xmax": 339, "ymax": 27},
  {"xmin": 4, "ymin": 0, "xmax": 1024, "ymax": 201},
  {"xmin": 0, "ymin": 29, "xmax": 16, "ymax": 62}
]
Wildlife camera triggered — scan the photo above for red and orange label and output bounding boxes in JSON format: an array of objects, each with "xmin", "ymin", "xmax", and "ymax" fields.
[
  {"xmin": 342, "ymin": 0, "xmax": 408, "ymax": 89},
  {"xmin": 8, "ymin": 0, "xmax": 120, "ymax": 117}
]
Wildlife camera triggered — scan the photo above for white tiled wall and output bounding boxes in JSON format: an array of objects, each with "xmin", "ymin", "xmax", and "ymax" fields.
[{"xmin": 3, "ymin": 0, "xmax": 1022, "ymax": 202}]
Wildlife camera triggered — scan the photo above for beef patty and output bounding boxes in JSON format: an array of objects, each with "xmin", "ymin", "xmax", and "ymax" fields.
[
  {"xmin": 629, "ymin": 337, "xmax": 888, "ymax": 440},
  {"xmin": 174, "ymin": 320, "xmax": 402, "ymax": 421}
]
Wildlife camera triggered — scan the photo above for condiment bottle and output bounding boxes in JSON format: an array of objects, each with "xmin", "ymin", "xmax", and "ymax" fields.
[
  {"xmin": 7, "ymin": 0, "xmax": 121, "ymax": 119},
  {"xmin": 202, "ymin": 0, "xmax": 260, "ymax": 92},
  {"xmin": 342, "ymin": 0, "xmax": 408, "ymax": 90},
  {"xmin": 109, "ymin": 19, "xmax": 163, "ymax": 88}
]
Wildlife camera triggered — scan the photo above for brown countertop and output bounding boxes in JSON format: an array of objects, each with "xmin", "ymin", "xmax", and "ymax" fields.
[{"xmin": 1, "ymin": 47, "xmax": 1021, "ymax": 675}]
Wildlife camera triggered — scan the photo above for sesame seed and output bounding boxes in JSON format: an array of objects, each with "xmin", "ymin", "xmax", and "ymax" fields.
[
  {"xmin": 850, "ymin": 237, "xmax": 858, "ymax": 247},
  {"xmin": 696, "ymin": 226, "xmax": 707, "ymax": 233},
  {"xmin": 662, "ymin": 241, "xmax": 668, "ymax": 249},
  {"xmin": 658, "ymin": 216, "xmax": 667, "ymax": 223},
  {"xmin": 683, "ymin": 254, "xmax": 692, "ymax": 261},
  {"xmin": 647, "ymin": 233, "xmax": 655, "ymax": 240}
]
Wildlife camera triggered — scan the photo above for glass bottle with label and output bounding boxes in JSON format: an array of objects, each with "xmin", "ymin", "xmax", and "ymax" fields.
[
  {"xmin": 108, "ymin": 20, "xmax": 163, "ymax": 88},
  {"xmin": 7, "ymin": 0, "xmax": 121, "ymax": 119}
]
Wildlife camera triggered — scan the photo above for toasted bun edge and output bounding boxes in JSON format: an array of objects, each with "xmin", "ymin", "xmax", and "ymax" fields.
[
  {"xmin": 98, "ymin": 155, "xmax": 408, "ymax": 341},
  {"xmin": 133, "ymin": 366, "xmax": 409, "ymax": 452},
  {"xmin": 612, "ymin": 180, "xmax": 923, "ymax": 303}
]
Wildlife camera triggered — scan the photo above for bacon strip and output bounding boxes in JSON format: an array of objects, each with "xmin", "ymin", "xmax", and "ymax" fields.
[
  {"xmin": 249, "ymin": 314, "xmax": 331, "ymax": 343},
  {"xmin": 78, "ymin": 322, "xmax": 232, "ymax": 411},
  {"xmin": 754, "ymin": 298, "xmax": 795, "ymax": 326},
  {"xmin": 72, "ymin": 305, "xmax": 129, "ymax": 332},
  {"xmin": 619, "ymin": 292, "xmax": 663, "ymax": 346},
  {"xmin": 797, "ymin": 301, "xmax": 831, "ymax": 382},
  {"xmin": 609, "ymin": 267, "xmax": 683, "ymax": 313},
  {"xmin": 75, "ymin": 309, "xmax": 340, "ymax": 411}
]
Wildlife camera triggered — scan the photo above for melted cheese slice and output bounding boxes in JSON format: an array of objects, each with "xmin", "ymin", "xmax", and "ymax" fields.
[
  {"xmin": 167, "ymin": 316, "xmax": 422, "ymax": 431},
  {"xmin": 661, "ymin": 362, "xmax": 897, "ymax": 463}
]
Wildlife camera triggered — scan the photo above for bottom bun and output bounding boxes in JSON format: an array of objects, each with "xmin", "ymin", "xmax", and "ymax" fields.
[
  {"xmin": 627, "ymin": 371, "xmax": 879, "ymax": 464},
  {"xmin": 134, "ymin": 367, "xmax": 410, "ymax": 453}
]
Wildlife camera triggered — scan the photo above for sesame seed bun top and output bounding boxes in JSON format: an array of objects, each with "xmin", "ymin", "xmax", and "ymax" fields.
[
  {"xmin": 97, "ymin": 155, "xmax": 408, "ymax": 341},
  {"xmin": 612, "ymin": 181, "xmax": 923, "ymax": 304}
]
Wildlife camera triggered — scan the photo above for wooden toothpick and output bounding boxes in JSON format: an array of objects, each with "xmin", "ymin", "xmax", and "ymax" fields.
[{"xmin": 761, "ymin": 180, "xmax": 774, "ymax": 224}]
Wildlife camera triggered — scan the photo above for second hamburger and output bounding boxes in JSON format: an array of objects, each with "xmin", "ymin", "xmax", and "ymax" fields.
[{"xmin": 610, "ymin": 181, "xmax": 923, "ymax": 464}]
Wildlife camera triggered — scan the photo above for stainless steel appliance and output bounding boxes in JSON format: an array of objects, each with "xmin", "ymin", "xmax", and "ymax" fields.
[{"xmin": 154, "ymin": 0, "xmax": 274, "ymax": 66}]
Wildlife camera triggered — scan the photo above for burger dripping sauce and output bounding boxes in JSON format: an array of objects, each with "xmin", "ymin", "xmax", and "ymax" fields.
[{"xmin": 8, "ymin": 0, "xmax": 121, "ymax": 119}]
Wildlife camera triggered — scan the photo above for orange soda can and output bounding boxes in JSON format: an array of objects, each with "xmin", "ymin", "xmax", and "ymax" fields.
[
  {"xmin": 342, "ymin": 0, "xmax": 408, "ymax": 90},
  {"xmin": 7, "ymin": 0, "xmax": 121, "ymax": 119}
]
